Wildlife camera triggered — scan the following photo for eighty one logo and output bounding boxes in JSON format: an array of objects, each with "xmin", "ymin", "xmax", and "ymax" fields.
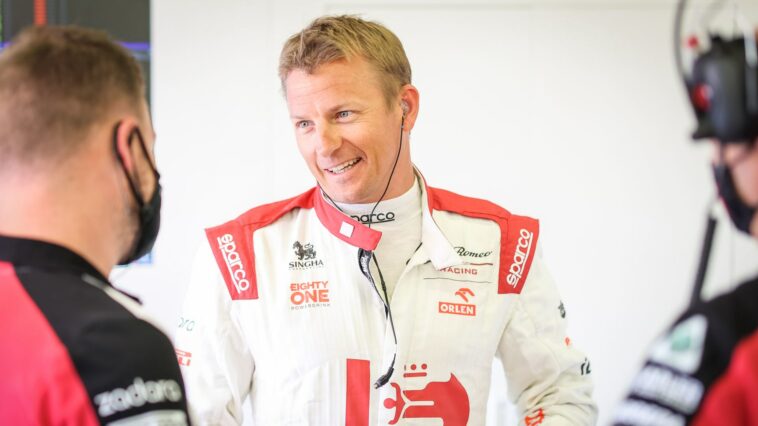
[
  {"xmin": 506, "ymin": 229, "xmax": 533, "ymax": 288},
  {"xmin": 290, "ymin": 281, "xmax": 330, "ymax": 310},
  {"xmin": 94, "ymin": 377, "xmax": 183, "ymax": 417},
  {"xmin": 217, "ymin": 234, "xmax": 250, "ymax": 294}
]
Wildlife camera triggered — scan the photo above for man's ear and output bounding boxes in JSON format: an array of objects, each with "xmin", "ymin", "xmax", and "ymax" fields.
[
  {"xmin": 113, "ymin": 118, "xmax": 140, "ymax": 172},
  {"xmin": 398, "ymin": 84, "xmax": 420, "ymax": 133}
]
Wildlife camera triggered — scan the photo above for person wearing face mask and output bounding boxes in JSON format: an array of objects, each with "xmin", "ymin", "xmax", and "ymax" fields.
[
  {"xmin": 0, "ymin": 26, "xmax": 188, "ymax": 425},
  {"xmin": 175, "ymin": 15, "xmax": 596, "ymax": 425},
  {"xmin": 614, "ymin": 4, "xmax": 758, "ymax": 425}
]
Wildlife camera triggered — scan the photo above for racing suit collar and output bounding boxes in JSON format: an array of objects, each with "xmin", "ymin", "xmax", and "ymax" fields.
[
  {"xmin": 0, "ymin": 234, "xmax": 111, "ymax": 285},
  {"xmin": 313, "ymin": 191, "xmax": 383, "ymax": 251},
  {"xmin": 313, "ymin": 167, "xmax": 463, "ymax": 270},
  {"xmin": 416, "ymin": 168, "xmax": 465, "ymax": 270}
]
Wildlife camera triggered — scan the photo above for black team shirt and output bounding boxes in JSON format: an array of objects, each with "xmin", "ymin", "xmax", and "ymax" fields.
[{"xmin": 0, "ymin": 235, "xmax": 190, "ymax": 425}]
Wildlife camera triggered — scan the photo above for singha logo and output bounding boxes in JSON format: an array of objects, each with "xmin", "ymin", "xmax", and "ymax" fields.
[{"xmin": 293, "ymin": 241, "xmax": 316, "ymax": 261}]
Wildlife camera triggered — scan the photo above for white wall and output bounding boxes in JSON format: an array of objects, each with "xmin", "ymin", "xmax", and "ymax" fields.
[{"xmin": 112, "ymin": 1, "xmax": 758, "ymax": 424}]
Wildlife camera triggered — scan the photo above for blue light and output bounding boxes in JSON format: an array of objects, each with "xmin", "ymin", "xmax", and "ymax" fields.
[{"xmin": 0, "ymin": 41, "xmax": 150, "ymax": 53}]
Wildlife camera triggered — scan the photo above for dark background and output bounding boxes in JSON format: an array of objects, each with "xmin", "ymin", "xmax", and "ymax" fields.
[{"xmin": 0, "ymin": 0, "xmax": 151, "ymax": 99}]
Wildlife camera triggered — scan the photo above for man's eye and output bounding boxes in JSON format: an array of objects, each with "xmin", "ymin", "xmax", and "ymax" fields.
[
  {"xmin": 296, "ymin": 121, "xmax": 311, "ymax": 129},
  {"xmin": 337, "ymin": 111, "xmax": 352, "ymax": 119}
]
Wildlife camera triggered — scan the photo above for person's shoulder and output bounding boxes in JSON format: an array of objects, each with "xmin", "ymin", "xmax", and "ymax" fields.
[
  {"xmin": 427, "ymin": 186, "xmax": 539, "ymax": 230},
  {"xmin": 428, "ymin": 186, "xmax": 542, "ymax": 295},
  {"xmin": 680, "ymin": 276, "xmax": 758, "ymax": 340},
  {"xmin": 645, "ymin": 276, "xmax": 758, "ymax": 382},
  {"xmin": 614, "ymin": 277, "xmax": 758, "ymax": 425},
  {"xmin": 428, "ymin": 186, "xmax": 514, "ymax": 219},
  {"xmin": 70, "ymin": 315, "xmax": 189, "ymax": 423},
  {"xmin": 208, "ymin": 186, "xmax": 318, "ymax": 231},
  {"xmin": 1, "ymin": 274, "xmax": 189, "ymax": 425}
]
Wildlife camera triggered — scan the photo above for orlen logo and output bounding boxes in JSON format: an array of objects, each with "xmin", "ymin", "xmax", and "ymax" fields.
[
  {"xmin": 506, "ymin": 229, "xmax": 533, "ymax": 288},
  {"xmin": 217, "ymin": 234, "xmax": 250, "ymax": 294},
  {"xmin": 439, "ymin": 288, "xmax": 476, "ymax": 317},
  {"xmin": 290, "ymin": 281, "xmax": 330, "ymax": 310},
  {"xmin": 93, "ymin": 377, "xmax": 183, "ymax": 417}
]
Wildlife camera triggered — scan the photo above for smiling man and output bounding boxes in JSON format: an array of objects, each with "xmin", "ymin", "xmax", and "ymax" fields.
[{"xmin": 175, "ymin": 15, "xmax": 596, "ymax": 425}]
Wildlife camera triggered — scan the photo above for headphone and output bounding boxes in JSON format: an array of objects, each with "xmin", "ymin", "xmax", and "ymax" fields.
[
  {"xmin": 400, "ymin": 101, "xmax": 409, "ymax": 130},
  {"xmin": 676, "ymin": 0, "xmax": 758, "ymax": 143}
]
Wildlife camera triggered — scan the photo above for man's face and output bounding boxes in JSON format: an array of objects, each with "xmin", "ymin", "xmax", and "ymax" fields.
[
  {"xmin": 713, "ymin": 141, "xmax": 758, "ymax": 236},
  {"xmin": 285, "ymin": 57, "xmax": 408, "ymax": 204},
  {"xmin": 714, "ymin": 142, "xmax": 758, "ymax": 205}
]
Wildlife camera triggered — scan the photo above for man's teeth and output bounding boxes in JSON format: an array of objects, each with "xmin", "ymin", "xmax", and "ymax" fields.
[{"xmin": 328, "ymin": 159, "xmax": 360, "ymax": 174}]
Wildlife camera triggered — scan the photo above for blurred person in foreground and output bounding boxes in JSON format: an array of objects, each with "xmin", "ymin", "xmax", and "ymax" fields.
[
  {"xmin": 0, "ymin": 26, "xmax": 189, "ymax": 425},
  {"xmin": 176, "ymin": 15, "xmax": 596, "ymax": 425},
  {"xmin": 615, "ymin": 4, "xmax": 758, "ymax": 425}
]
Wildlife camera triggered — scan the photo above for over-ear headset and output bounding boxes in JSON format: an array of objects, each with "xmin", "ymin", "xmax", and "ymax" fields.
[{"xmin": 676, "ymin": 0, "xmax": 758, "ymax": 143}]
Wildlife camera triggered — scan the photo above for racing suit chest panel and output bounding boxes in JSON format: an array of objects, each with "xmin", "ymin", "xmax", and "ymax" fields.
[
  {"xmin": 396, "ymin": 210, "xmax": 512, "ymax": 351},
  {"xmin": 231, "ymin": 209, "xmax": 388, "ymax": 405},
  {"xmin": 378, "ymin": 211, "xmax": 517, "ymax": 425}
]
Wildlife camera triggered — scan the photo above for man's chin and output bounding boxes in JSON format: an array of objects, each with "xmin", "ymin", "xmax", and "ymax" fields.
[{"xmin": 320, "ymin": 185, "xmax": 373, "ymax": 205}]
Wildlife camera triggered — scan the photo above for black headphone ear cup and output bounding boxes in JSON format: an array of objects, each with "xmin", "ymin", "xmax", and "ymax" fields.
[{"xmin": 691, "ymin": 38, "xmax": 758, "ymax": 142}]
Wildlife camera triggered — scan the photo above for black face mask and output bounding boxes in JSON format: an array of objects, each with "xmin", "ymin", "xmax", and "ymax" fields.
[
  {"xmin": 114, "ymin": 124, "xmax": 162, "ymax": 265},
  {"xmin": 712, "ymin": 163, "xmax": 756, "ymax": 234}
]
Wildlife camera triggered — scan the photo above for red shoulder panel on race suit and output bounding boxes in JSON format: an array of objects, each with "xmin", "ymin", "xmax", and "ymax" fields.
[
  {"xmin": 205, "ymin": 189, "xmax": 318, "ymax": 300},
  {"xmin": 427, "ymin": 187, "xmax": 540, "ymax": 295}
]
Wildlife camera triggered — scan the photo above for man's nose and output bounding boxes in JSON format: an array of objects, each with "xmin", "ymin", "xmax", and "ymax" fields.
[{"xmin": 315, "ymin": 123, "xmax": 342, "ymax": 156}]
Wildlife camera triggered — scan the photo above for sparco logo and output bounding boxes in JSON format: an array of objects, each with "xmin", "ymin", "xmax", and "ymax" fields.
[
  {"xmin": 454, "ymin": 246, "xmax": 492, "ymax": 258},
  {"xmin": 93, "ymin": 377, "xmax": 183, "ymax": 417},
  {"xmin": 217, "ymin": 234, "xmax": 250, "ymax": 294},
  {"xmin": 289, "ymin": 241, "xmax": 324, "ymax": 270},
  {"xmin": 506, "ymin": 229, "xmax": 533, "ymax": 287},
  {"xmin": 350, "ymin": 212, "xmax": 395, "ymax": 225}
]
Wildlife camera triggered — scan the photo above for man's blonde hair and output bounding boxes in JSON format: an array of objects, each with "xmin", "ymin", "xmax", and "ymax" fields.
[{"xmin": 279, "ymin": 15, "xmax": 412, "ymax": 107}]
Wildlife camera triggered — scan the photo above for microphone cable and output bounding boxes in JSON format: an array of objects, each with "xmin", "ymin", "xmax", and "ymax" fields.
[{"xmin": 319, "ymin": 111, "xmax": 407, "ymax": 388}]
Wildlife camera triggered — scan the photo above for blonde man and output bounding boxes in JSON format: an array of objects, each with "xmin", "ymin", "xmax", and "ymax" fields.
[{"xmin": 177, "ymin": 15, "xmax": 596, "ymax": 425}]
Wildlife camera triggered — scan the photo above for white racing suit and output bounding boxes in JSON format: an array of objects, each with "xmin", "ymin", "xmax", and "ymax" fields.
[{"xmin": 175, "ymin": 174, "xmax": 597, "ymax": 425}]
